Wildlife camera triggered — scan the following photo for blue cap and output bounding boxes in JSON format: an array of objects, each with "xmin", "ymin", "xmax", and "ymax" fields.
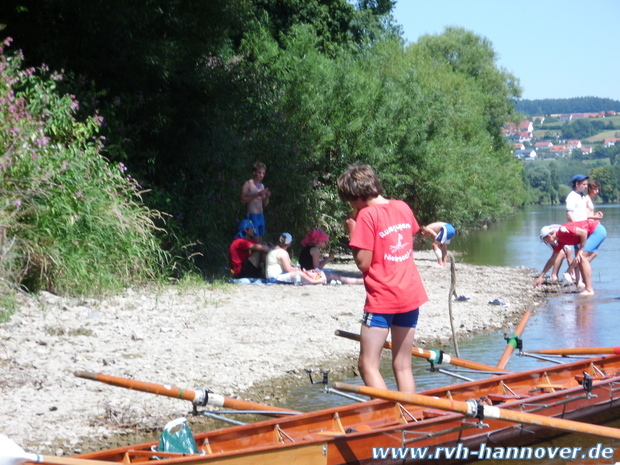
[
  {"xmin": 235, "ymin": 219, "xmax": 254, "ymax": 238},
  {"xmin": 571, "ymin": 174, "xmax": 588, "ymax": 184}
]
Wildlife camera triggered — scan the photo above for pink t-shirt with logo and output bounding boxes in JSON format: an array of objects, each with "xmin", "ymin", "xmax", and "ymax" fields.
[{"xmin": 349, "ymin": 200, "xmax": 428, "ymax": 314}]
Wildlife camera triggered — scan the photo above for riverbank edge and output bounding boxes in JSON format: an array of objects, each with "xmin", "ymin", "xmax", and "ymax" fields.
[{"xmin": 0, "ymin": 252, "xmax": 561, "ymax": 455}]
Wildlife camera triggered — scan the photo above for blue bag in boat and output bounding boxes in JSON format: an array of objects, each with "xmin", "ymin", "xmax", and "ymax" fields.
[{"xmin": 157, "ymin": 417, "xmax": 198, "ymax": 454}]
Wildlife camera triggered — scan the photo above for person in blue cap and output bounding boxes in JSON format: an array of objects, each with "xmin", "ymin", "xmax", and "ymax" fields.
[
  {"xmin": 229, "ymin": 219, "xmax": 271, "ymax": 278},
  {"xmin": 566, "ymin": 174, "xmax": 589, "ymax": 222},
  {"xmin": 564, "ymin": 174, "xmax": 590, "ymax": 285}
]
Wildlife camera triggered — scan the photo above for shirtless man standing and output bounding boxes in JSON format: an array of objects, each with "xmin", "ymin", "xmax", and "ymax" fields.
[{"xmin": 240, "ymin": 162, "xmax": 271, "ymax": 243}]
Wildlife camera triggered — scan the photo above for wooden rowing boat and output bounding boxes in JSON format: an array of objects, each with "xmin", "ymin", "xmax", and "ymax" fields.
[{"xmin": 61, "ymin": 354, "xmax": 620, "ymax": 465}]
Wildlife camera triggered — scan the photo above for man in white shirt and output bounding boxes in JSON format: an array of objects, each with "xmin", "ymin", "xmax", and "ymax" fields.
[
  {"xmin": 562, "ymin": 174, "xmax": 589, "ymax": 286},
  {"xmin": 565, "ymin": 174, "xmax": 589, "ymax": 221}
]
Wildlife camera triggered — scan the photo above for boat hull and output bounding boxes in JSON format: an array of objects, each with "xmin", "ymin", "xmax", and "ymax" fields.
[{"xmin": 71, "ymin": 355, "xmax": 620, "ymax": 465}]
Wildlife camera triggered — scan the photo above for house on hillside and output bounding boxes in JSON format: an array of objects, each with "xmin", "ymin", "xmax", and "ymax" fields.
[
  {"xmin": 567, "ymin": 140, "xmax": 582, "ymax": 151},
  {"xmin": 515, "ymin": 149, "xmax": 537, "ymax": 160},
  {"xmin": 504, "ymin": 121, "xmax": 533, "ymax": 135},
  {"xmin": 513, "ymin": 132, "xmax": 533, "ymax": 143},
  {"xmin": 549, "ymin": 145, "xmax": 569, "ymax": 156},
  {"xmin": 513, "ymin": 142, "xmax": 525, "ymax": 150},
  {"xmin": 535, "ymin": 141, "xmax": 554, "ymax": 150},
  {"xmin": 502, "ymin": 127, "xmax": 515, "ymax": 137},
  {"xmin": 604, "ymin": 138, "xmax": 620, "ymax": 148},
  {"xmin": 581, "ymin": 146, "xmax": 593, "ymax": 155}
]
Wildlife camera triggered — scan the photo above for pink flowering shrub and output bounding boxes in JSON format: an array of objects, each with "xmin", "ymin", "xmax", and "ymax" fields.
[{"xmin": 0, "ymin": 39, "xmax": 166, "ymax": 304}]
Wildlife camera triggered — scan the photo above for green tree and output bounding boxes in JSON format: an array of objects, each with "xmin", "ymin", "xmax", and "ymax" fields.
[
  {"xmin": 414, "ymin": 27, "xmax": 522, "ymax": 149},
  {"xmin": 590, "ymin": 166, "xmax": 620, "ymax": 202}
]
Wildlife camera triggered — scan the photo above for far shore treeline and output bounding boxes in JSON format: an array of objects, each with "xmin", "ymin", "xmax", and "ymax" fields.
[{"xmin": 0, "ymin": 1, "xmax": 618, "ymax": 307}]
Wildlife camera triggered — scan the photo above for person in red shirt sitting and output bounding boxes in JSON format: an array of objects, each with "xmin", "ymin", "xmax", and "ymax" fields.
[
  {"xmin": 229, "ymin": 219, "xmax": 270, "ymax": 279},
  {"xmin": 337, "ymin": 163, "xmax": 428, "ymax": 393},
  {"xmin": 535, "ymin": 219, "xmax": 607, "ymax": 296}
]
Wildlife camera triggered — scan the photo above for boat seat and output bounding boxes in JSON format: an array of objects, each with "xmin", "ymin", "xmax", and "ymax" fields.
[
  {"xmin": 422, "ymin": 409, "xmax": 451, "ymax": 418},
  {"xmin": 486, "ymin": 393, "xmax": 524, "ymax": 403},
  {"xmin": 314, "ymin": 430, "xmax": 347, "ymax": 437},
  {"xmin": 122, "ymin": 450, "xmax": 194, "ymax": 463},
  {"xmin": 536, "ymin": 383, "xmax": 566, "ymax": 390}
]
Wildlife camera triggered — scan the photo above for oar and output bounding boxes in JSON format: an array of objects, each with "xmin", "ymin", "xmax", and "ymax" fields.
[
  {"xmin": 530, "ymin": 347, "xmax": 620, "ymax": 356},
  {"xmin": 334, "ymin": 330, "xmax": 510, "ymax": 373},
  {"xmin": 333, "ymin": 383, "xmax": 620, "ymax": 440},
  {"xmin": 496, "ymin": 309, "xmax": 531, "ymax": 370},
  {"xmin": 74, "ymin": 371, "xmax": 298, "ymax": 417},
  {"xmin": 0, "ymin": 434, "xmax": 111, "ymax": 465}
]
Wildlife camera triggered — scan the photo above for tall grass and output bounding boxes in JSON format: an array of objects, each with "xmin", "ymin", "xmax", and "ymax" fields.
[{"xmin": 0, "ymin": 38, "xmax": 168, "ymax": 313}]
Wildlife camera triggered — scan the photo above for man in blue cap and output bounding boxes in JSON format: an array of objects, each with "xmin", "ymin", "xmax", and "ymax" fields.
[
  {"xmin": 566, "ymin": 174, "xmax": 589, "ymax": 222},
  {"xmin": 229, "ymin": 219, "xmax": 271, "ymax": 278},
  {"xmin": 563, "ymin": 174, "xmax": 589, "ymax": 286}
]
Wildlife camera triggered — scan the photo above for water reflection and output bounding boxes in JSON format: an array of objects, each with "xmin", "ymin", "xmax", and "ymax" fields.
[
  {"xmin": 283, "ymin": 205, "xmax": 620, "ymax": 464},
  {"xmin": 547, "ymin": 297, "xmax": 597, "ymax": 348}
]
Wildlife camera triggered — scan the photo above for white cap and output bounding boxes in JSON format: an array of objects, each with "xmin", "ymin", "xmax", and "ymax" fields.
[
  {"xmin": 539, "ymin": 225, "xmax": 558, "ymax": 240},
  {"xmin": 280, "ymin": 232, "xmax": 293, "ymax": 245}
]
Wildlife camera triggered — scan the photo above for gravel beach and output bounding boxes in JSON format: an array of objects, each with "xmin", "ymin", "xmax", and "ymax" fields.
[{"xmin": 0, "ymin": 250, "xmax": 551, "ymax": 455}]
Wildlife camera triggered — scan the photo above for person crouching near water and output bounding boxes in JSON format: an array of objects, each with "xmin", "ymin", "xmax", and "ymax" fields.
[
  {"xmin": 535, "ymin": 220, "xmax": 606, "ymax": 296},
  {"xmin": 298, "ymin": 229, "xmax": 363, "ymax": 284},
  {"xmin": 265, "ymin": 233, "xmax": 325, "ymax": 284},
  {"xmin": 337, "ymin": 163, "xmax": 428, "ymax": 393},
  {"xmin": 419, "ymin": 222, "xmax": 456, "ymax": 267}
]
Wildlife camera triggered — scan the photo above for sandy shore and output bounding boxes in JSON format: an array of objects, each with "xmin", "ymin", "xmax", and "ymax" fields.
[{"xmin": 0, "ymin": 251, "xmax": 552, "ymax": 455}]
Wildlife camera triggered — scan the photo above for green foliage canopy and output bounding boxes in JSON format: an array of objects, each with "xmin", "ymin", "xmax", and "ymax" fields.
[{"xmin": 2, "ymin": 3, "xmax": 528, "ymax": 278}]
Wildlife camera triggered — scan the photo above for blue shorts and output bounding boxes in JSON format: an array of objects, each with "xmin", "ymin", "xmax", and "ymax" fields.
[
  {"xmin": 362, "ymin": 309, "xmax": 419, "ymax": 329},
  {"xmin": 246, "ymin": 213, "xmax": 265, "ymax": 237},
  {"xmin": 436, "ymin": 223, "xmax": 456, "ymax": 244},
  {"xmin": 585, "ymin": 224, "xmax": 606, "ymax": 253}
]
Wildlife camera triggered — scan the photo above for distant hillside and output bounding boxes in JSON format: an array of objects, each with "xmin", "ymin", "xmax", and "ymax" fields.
[{"xmin": 515, "ymin": 97, "xmax": 620, "ymax": 115}]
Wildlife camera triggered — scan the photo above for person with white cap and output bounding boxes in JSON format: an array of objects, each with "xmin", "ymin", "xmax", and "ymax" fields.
[
  {"xmin": 534, "ymin": 220, "xmax": 607, "ymax": 295},
  {"xmin": 265, "ymin": 233, "xmax": 325, "ymax": 284}
]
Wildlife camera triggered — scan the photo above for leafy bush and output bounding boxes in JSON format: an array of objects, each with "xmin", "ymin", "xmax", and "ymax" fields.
[{"xmin": 0, "ymin": 38, "xmax": 167, "ymax": 302}]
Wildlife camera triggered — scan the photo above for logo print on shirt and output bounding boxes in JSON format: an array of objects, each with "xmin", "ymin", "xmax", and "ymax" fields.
[{"xmin": 390, "ymin": 233, "xmax": 409, "ymax": 254}]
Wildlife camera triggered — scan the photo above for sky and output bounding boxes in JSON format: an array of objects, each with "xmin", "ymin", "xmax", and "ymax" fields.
[{"xmin": 391, "ymin": 0, "xmax": 620, "ymax": 101}]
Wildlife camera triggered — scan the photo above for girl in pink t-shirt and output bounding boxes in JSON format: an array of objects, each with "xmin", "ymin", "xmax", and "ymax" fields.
[{"xmin": 338, "ymin": 164, "xmax": 428, "ymax": 393}]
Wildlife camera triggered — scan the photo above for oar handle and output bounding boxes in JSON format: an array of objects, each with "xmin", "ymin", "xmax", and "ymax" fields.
[
  {"xmin": 531, "ymin": 347, "xmax": 620, "ymax": 355},
  {"xmin": 334, "ymin": 330, "xmax": 510, "ymax": 373},
  {"xmin": 25, "ymin": 454, "xmax": 113, "ymax": 465},
  {"xmin": 74, "ymin": 371, "xmax": 298, "ymax": 416},
  {"xmin": 74, "ymin": 371, "xmax": 197, "ymax": 402},
  {"xmin": 496, "ymin": 310, "xmax": 531, "ymax": 370}
]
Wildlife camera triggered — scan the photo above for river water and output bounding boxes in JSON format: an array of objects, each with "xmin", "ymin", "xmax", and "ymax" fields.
[{"xmin": 283, "ymin": 204, "xmax": 619, "ymax": 463}]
